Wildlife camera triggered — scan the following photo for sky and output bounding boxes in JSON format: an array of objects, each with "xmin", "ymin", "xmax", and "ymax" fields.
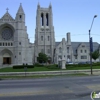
[{"xmin": 0, "ymin": 0, "xmax": 100, "ymax": 43}]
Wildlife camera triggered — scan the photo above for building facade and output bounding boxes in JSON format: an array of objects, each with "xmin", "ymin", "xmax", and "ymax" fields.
[{"xmin": 0, "ymin": 3, "xmax": 100, "ymax": 67}]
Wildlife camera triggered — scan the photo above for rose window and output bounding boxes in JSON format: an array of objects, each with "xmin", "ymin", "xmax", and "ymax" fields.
[{"xmin": 1, "ymin": 28, "xmax": 13, "ymax": 40}]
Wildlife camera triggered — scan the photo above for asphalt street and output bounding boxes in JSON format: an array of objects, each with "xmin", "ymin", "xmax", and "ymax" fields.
[{"xmin": 0, "ymin": 76, "xmax": 100, "ymax": 100}]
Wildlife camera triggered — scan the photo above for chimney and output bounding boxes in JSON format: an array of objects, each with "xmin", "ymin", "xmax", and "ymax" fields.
[{"xmin": 67, "ymin": 32, "xmax": 71, "ymax": 45}]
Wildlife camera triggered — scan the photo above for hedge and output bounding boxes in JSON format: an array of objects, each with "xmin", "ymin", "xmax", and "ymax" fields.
[
  {"xmin": 66, "ymin": 62, "xmax": 100, "ymax": 67},
  {"xmin": 13, "ymin": 65, "xmax": 34, "ymax": 69}
]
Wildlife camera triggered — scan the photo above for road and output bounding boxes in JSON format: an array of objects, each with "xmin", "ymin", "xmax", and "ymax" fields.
[{"xmin": 0, "ymin": 76, "xmax": 100, "ymax": 100}]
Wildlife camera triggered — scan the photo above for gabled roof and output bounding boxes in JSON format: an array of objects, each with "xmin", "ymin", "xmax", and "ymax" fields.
[
  {"xmin": 0, "ymin": 12, "xmax": 14, "ymax": 21},
  {"xmin": 55, "ymin": 41, "xmax": 99, "ymax": 55},
  {"xmin": 55, "ymin": 42, "xmax": 60, "ymax": 47},
  {"xmin": 71, "ymin": 42, "xmax": 99, "ymax": 55}
]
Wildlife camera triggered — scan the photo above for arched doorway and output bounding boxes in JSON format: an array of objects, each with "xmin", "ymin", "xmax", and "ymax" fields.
[
  {"xmin": 0, "ymin": 49, "xmax": 13, "ymax": 65},
  {"xmin": 3, "ymin": 53, "xmax": 11, "ymax": 64}
]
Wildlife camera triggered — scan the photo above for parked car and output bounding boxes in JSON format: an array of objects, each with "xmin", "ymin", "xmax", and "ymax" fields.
[
  {"xmin": 66, "ymin": 62, "xmax": 74, "ymax": 64},
  {"xmin": 78, "ymin": 62, "xmax": 87, "ymax": 64}
]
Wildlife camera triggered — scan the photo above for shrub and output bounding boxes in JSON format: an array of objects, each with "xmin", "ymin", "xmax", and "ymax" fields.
[{"xmin": 13, "ymin": 65, "xmax": 34, "ymax": 69}]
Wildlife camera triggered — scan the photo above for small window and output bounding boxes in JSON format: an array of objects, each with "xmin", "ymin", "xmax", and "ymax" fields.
[
  {"xmin": 6, "ymin": 43, "xmax": 7, "ymax": 46},
  {"xmin": 81, "ymin": 55, "xmax": 87, "ymax": 59},
  {"xmin": 19, "ymin": 42, "xmax": 21, "ymax": 45},
  {"xmin": 80, "ymin": 50, "xmax": 82, "ymax": 53},
  {"xmin": 75, "ymin": 56, "xmax": 77, "ymax": 59},
  {"xmin": 8, "ymin": 43, "xmax": 10, "ymax": 46},
  {"xmin": 67, "ymin": 47, "xmax": 69, "ymax": 53},
  {"xmin": 82, "ymin": 45, "xmax": 85, "ymax": 47},
  {"xmin": 67, "ymin": 55, "xmax": 70, "ymax": 59},
  {"xmin": 48, "ymin": 36, "xmax": 50, "ymax": 41},
  {"xmin": 41, "ymin": 36, "xmax": 43, "ymax": 41},
  {"xmin": 19, "ymin": 15, "xmax": 22, "ymax": 19},
  {"xmin": 19, "ymin": 52, "xmax": 21, "ymax": 55},
  {"xmin": 0, "ymin": 43, "xmax": 1, "ymax": 46},
  {"xmin": 11, "ymin": 43, "xmax": 13, "ymax": 46},
  {"xmin": 85, "ymin": 50, "xmax": 87, "ymax": 53},
  {"xmin": 3, "ymin": 43, "xmax": 4, "ymax": 46},
  {"xmin": 58, "ymin": 55, "xmax": 62, "ymax": 59}
]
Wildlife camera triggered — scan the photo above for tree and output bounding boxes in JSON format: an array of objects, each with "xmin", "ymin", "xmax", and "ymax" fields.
[
  {"xmin": 37, "ymin": 53, "xmax": 48, "ymax": 63},
  {"xmin": 91, "ymin": 49, "xmax": 100, "ymax": 61}
]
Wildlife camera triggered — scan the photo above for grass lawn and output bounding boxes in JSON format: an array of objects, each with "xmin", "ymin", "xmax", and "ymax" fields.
[
  {"xmin": 0, "ymin": 65, "xmax": 100, "ymax": 72},
  {"xmin": 0, "ymin": 66, "xmax": 60, "ymax": 72},
  {"xmin": 66, "ymin": 65, "xmax": 100, "ymax": 70}
]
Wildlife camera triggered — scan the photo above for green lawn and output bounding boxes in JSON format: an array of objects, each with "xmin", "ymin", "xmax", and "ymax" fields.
[
  {"xmin": 0, "ymin": 65, "xmax": 100, "ymax": 72},
  {"xmin": 0, "ymin": 66, "xmax": 60, "ymax": 72},
  {"xmin": 66, "ymin": 65, "xmax": 100, "ymax": 70}
]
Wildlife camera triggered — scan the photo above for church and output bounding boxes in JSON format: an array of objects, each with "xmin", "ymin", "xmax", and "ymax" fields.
[{"xmin": 0, "ymin": 3, "xmax": 100, "ymax": 67}]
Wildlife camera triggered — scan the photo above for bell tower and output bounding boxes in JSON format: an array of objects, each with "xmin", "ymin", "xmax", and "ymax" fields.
[{"xmin": 34, "ymin": 3, "xmax": 55, "ymax": 63}]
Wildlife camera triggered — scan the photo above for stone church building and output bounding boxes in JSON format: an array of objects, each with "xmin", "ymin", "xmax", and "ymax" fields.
[{"xmin": 0, "ymin": 3, "xmax": 100, "ymax": 67}]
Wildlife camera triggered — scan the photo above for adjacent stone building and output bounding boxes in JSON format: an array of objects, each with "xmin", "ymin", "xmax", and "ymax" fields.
[{"xmin": 0, "ymin": 3, "xmax": 100, "ymax": 67}]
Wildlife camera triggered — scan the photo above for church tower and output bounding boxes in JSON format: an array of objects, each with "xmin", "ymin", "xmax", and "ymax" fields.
[
  {"xmin": 34, "ymin": 3, "xmax": 55, "ymax": 63},
  {"xmin": 15, "ymin": 3, "xmax": 29, "ymax": 64}
]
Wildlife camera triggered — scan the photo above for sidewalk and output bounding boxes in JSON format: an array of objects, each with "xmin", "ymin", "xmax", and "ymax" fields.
[{"xmin": 0, "ymin": 69, "xmax": 100, "ymax": 76}]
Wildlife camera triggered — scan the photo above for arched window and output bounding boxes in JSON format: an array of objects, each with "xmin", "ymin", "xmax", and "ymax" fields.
[
  {"xmin": 8, "ymin": 43, "xmax": 10, "ymax": 46},
  {"xmin": 41, "ymin": 13, "xmax": 44, "ymax": 26},
  {"xmin": 11, "ymin": 43, "xmax": 13, "ymax": 46},
  {"xmin": 0, "ymin": 43, "xmax": 1, "ymax": 46},
  {"xmin": 19, "ymin": 15, "xmax": 22, "ymax": 20},
  {"xmin": 46, "ymin": 13, "xmax": 49, "ymax": 26},
  {"xmin": 6, "ymin": 43, "xmax": 7, "ymax": 46},
  {"xmin": 3, "ymin": 43, "xmax": 4, "ymax": 46}
]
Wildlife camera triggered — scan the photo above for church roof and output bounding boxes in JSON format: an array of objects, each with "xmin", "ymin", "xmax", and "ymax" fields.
[{"xmin": 0, "ymin": 11, "xmax": 14, "ymax": 21}]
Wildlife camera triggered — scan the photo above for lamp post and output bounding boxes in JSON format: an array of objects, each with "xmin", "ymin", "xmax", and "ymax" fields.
[{"xmin": 89, "ymin": 15, "xmax": 97, "ymax": 75}]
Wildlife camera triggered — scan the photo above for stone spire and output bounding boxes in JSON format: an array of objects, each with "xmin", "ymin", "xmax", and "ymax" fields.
[
  {"xmin": 37, "ymin": 1, "xmax": 40, "ymax": 8},
  {"xmin": 17, "ymin": 3, "xmax": 24, "ymax": 14},
  {"xmin": 49, "ymin": 2, "xmax": 52, "ymax": 8}
]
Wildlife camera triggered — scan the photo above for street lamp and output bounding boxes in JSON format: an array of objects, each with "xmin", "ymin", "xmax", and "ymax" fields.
[{"xmin": 89, "ymin": 15, "xmax": 97, "ymax": 75}]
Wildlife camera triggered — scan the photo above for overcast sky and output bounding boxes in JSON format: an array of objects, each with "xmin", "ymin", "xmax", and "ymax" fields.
[{"xmin": 0, "ymin": 0, "xmax": 100, "ymax": 43}]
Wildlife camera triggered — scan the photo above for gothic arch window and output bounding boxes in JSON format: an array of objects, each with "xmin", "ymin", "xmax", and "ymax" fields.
[
  {"xmin": 1, "ymin": 28, "xmax": 13, "ymax": 40},
  {"xmin": 19, "ymin": 15, "xmax": 22, "ymax": 20},
  {"xmin": 8, "ymin": 43, "xmax": 10, "ymax": 46},
  {"xmin": 41, "ymin": 13, "xmax": 44, "ymax": 26},
  {"xmin": 11, "ymin": 43, "xmax": 13, "ymax": 46},
  {"xmin": 59, "ymin": 47, "xmax": 62, "ymax": 53},
  {"xmin": 46, "ymin": 13, "xmax": 49, "ymax": 26},
  {"xmin": 3, "ymin": 43, "xmax": 4, "ymax": 46},
  {"xmin": 6, "ymin": 43, "xmax": 7, "ymax": 46}
]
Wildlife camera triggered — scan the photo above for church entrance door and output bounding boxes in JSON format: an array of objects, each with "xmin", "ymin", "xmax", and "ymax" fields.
[{"xmin": 3, "ymin": 57, "xmax": 11, "ymax": 64}]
